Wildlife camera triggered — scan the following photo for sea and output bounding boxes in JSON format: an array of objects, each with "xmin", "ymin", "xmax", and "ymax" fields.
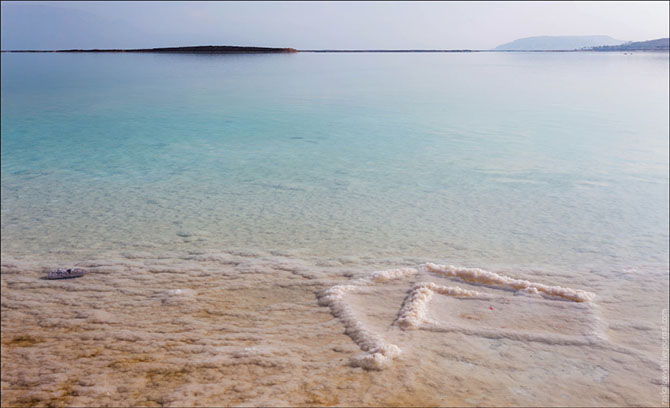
[{"xmin": 1, "ymin": 51, "xmax": 669, "ymax": 406}]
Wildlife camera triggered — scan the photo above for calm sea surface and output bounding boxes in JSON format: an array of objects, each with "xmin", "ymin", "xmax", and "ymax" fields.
[
  {"xmin": 2, "ymin": 51, "xmax": 668, "ymax": 266},
  {"xmin": 1, "ymin": 52, "xmax": 668, "ymax": 406}
]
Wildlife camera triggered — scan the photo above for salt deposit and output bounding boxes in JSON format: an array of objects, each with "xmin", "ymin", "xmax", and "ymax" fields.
[{"xmin": 1, "ymin": 252, "xmax": 667, "ymax": 406}]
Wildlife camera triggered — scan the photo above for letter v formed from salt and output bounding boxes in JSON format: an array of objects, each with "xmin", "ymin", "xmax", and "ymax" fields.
[{"xmin": 319, "ymin": 263, "xmax": 603, "ymax": 370}]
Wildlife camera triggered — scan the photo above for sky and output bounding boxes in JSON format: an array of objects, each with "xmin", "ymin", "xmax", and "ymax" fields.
[{"xmin": 1, "ymin": 1, "xmax": 668, "ymax": 50}]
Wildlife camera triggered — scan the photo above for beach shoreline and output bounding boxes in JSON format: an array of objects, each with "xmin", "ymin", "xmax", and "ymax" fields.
[{"xmin": 1, "ymin": 247, "xmax": 667, "ymax": 406}]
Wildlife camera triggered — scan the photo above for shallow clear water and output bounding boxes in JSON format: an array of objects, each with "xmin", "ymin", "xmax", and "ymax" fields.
[
  {"xmin": 1, "ymin": 51, "xmax": 669, "ymax": 406},
  {"xmin": 2, "ymin": 51, "xmax": 669, "ymax": 265}
]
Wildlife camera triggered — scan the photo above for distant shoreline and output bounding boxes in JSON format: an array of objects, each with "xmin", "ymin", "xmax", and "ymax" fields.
[
  {"xmin": 0, "ymin": 45, "xmax": 298, "ymax": 54},
  {"xmin": 1, "ymin": 45, "xmax": 668, "ymax": 53}
]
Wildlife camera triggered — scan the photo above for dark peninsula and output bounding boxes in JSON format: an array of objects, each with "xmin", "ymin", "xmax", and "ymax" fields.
[{"xmin": 2, "ymin": 45, "xmax": 298, "ymax": 53}]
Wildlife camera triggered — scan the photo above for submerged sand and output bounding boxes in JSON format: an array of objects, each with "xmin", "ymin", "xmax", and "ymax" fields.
[{"xmin": 1, "ymin": 249, "xmax": 668, "ymax": 407}]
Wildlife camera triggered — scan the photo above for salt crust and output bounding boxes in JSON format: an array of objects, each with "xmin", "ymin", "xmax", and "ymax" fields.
[
  {"xmin": 318, "ymin": 268, "xmax": 418, "ymax": 370},
  {"xmin": 319, "ymin": 263, "xmax": 598, "ymax": 370}
]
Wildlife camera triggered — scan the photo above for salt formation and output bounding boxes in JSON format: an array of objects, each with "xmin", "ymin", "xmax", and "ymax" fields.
[
  {"xmin": 317, "ymin": 268, "xmax": 417, "ymax": 370},
  {"xmin": 395, "ymin": 282, "xmax": 483, "ymax": 329},
  {"xmin": 424, "ymin": 263, "xmax": 596, "ymax": 302},
  {"xmin": 320, "ymin": 263, "xmax": 598, "ymax": 370},
  {"xmin": 396, "ymin": 282, "xmax": 603, "ymax": 346}
]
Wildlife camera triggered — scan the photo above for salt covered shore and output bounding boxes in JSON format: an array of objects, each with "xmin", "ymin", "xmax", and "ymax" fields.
[{"xmin": 1, "ymin": 250, "xmax": 667, "ymax": 406}]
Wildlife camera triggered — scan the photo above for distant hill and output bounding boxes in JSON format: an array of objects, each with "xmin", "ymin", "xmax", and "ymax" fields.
[
  {"xmin": 494, "ymin": 35, "xmax": 625, "ymax": 51},
  {"xmin": 589, "ymin": 38, "xmax": 669, "ymax": 51}
]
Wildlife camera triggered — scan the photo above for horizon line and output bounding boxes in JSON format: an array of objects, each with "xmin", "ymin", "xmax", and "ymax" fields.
[
  {"xmin": 2, "ymin": 42, "xmax": 667, "ymax": 54},
  {"xmin": 3, "ymin": 49, "xmax": 659, "ymax": 53}
]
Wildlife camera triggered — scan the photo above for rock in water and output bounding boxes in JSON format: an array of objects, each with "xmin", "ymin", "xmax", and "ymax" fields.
[{"xmin": 45, "ymin": 268, "xmax": 87, "ymax": 280}]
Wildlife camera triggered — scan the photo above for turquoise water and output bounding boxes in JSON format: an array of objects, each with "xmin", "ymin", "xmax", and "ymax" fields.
[
  {"xmin": 2, "ymin": 51, "xmax": 669, "ymax": 407},
  {"xmin": 1, "ymin": 52, "xmax": 669, "ymax": 268}
]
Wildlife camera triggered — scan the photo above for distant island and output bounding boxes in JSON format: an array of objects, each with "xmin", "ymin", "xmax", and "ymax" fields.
[
  {"xmin": 494, "ymin": 35, "xmax": 624, "ymax": 51},
  {"xmin": 2, "ymin": 45, "xmax": 298, "ymax": 53},
  {"xmin": 2, "ymin": 38, "xmax": 668, "ymax": 54},
  {"xmin": 589, "ymin": 38, "xmax": 669, "ymax": 51}
]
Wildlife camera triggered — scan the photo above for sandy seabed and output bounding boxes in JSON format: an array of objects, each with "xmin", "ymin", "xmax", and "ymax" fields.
[{"xmin": 1, "ymin": 248, "xmax": 668, "ymax": 407}]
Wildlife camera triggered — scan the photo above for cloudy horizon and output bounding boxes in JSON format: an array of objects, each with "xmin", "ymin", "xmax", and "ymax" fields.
[{"xmin": 1, "ymin": 1, "xmax": 668, "ymax": 50}]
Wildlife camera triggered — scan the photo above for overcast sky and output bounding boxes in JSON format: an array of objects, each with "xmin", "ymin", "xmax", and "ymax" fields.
[{"xmin": 1, "ymin": 1, "xmax": 668, "ymax": 50}]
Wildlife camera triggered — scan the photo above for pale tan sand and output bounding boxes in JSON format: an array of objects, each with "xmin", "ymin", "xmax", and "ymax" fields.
[{"xmin": 1, "ymin": 251, "xmax": 668, "ymax": 407}]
